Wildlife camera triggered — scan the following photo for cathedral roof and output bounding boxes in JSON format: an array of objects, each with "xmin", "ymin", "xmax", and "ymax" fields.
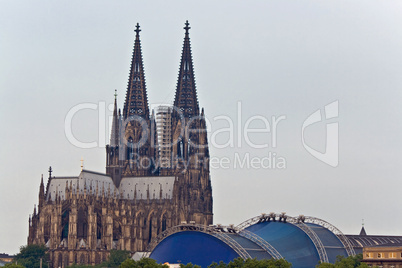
[
  {"xmin": 46, "ymin": 176, "xmax": 78, "ymax": 201},
  {"xmin": 119, "ymin": 176, "xmax": 176, "ymax": 200},
  {"xmin": 46, "ymin": 170, "xmax": 176, "ymax": 201},
  {"xmin": 46, "ymin": 170, "xmax": 116, "ymax": 201},
  {"xmin": 77, "ymin": 170, "xmax": 116, "ymax": 195}
]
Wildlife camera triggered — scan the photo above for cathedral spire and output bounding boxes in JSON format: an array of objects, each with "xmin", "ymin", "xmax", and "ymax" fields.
[
  {"xmin": 39, "ymin": 175, "xmax": 44, "ymax": 196},
  {"xmin": 39, "ymin": 175, "xmax": 45, "ymax": 209},
  {"xmin": 174, "ymin": 20, "xmax": 199, "ymax": 118},
  {"xmin": 123, "ymin": 23, "xmax": 149, "ymax": 119},
  {"xmin": 110, "ymin": 90, "xmax": 120, "ymax": 146}
]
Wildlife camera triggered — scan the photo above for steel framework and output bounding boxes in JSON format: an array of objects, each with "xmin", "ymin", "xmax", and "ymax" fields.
[
  {"xmin": 147, "ymin": 223, "xmax": 251, "ymax": 260},
  {"xmin": 146, "ymin": 213, "xmax": 355, "ymax": 263},
  {"xmin": 236, "ymin": 213, "xmax": 355, "ymax": 262},
  {"xmin": 238, "ymin": 229, "xmax": 283, "ymax": 260},
  {"xmin": 301, "ymin": 216, "xmax": 356, "ymax": 256},
  {"xmin": 286, "ymin": 216, "xmax": 329, "ymax": 263}
]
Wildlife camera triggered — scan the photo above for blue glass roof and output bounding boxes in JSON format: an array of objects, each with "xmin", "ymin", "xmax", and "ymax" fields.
[
  {"xmin": 305, "ymin": 223, "xmax": 347, "ymax": 263},
  {"xmin": 149, "ymin": 216, "xmax": 351, "ymax": 268},
  {"xmin": 225, "ymin": 233, "xmax": 272, "ymax": 259},
  {"xmin": 245, "ymin": 221, "xmax": 320, "ymax": 268},
  {"xmin": 150, "ymin": 231, "xmax": 239, "ymax": 267}
]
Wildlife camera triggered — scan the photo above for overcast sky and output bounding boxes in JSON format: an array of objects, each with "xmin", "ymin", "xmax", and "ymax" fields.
[{"xmin": 1, "ymin": 0, "xmax": 402, "ymax": 254}]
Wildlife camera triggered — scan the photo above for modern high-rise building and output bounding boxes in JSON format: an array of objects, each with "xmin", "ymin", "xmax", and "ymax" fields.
[
  {"xmin": 156, "ymin": 105, "xmax": 172, "ymax": 169},
  {"xmin": 27, "ymin": 21, "xmax": 213, "ymax": 267}
]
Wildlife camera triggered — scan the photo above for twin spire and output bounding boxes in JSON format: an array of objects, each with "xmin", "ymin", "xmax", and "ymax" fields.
[
  {"xmin": 123, "ymin": 23, "xmax": 149, "ymax": 119},
  {"xmin": 121, "ymin": 21, "xmax": 199, "ymax": 121},
  {"xmin": 173, "ymin": 20, "xmax": 200, "ymax": 117}
]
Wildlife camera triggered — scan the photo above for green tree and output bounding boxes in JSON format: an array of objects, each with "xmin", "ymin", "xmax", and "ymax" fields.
[
  {"xmin": 104, "ymin": 250, "xmax": 131, "ymax": 267},
  {"xmin": 208, "ymin": 258, "xmax": 292, "ymax": 268},
  {"xmin": 316, "ymin": 254, "xmax": 371, "ymax": 268},
  {"xmin": 66, "ymin": 250, "xmax": 130, "ymax": 268},
  {"xmin": 66, "ymin": 264, "xmax": 92, "ymax": 268},
  {"xmin": 316, "ymin": 263, "xmax": 335, "ymax": 268},
  {"xmin": 14, "ymin": 244, "xmax": 49, "ymax": 268},
  {"xmin": 208, "ymin": 261, "xmax": 227, "ymax": 268},
  {"xmin": 243, "ymin": 258, "xmax": 291, "ymax": 268},
  {"xmin": 180, "ymin": 263, "xmax": 201, "ymax": 268},
  {"xmin": 4, "ymin": 264, "xmax": 25, "ymax": 268},
  {"xmin": 119, "ymin": 258, "xmax": 168, "ymax": 268}
]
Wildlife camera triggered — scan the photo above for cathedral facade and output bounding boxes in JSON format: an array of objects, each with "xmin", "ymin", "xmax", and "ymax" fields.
[{"xmin": 27, "ymin": 22, "xmax": 213, "ymax": 267}]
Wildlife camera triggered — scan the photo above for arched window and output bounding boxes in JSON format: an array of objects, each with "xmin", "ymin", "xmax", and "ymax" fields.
[
  {"xmin": 64, "ymin": 254, "xmax": 69, "ymax": 267},
  {"xmin": 95, "ymin": 253, "xmax": 101, "ymax": 264},
  {"xmin": 177, "ymin": 138, "xmax": 183, "ymax": 158},
  {"xmin": 61, "ymin": 210, "xmax": 69, "ymax": 240},
  {"xmin": 77, "ymin": 208, "xmax": 88, "ymax": 239},
  {"xmin": 113, "ymin": 221, "xmax": 122, "ymax": 241},
  {"xmin": 44, "ymin": 215, "xmax": 51, "ymax": 242},
  {"xmin": 97, "ymin": 213, "xmax": 102, "ymax": 239},
  {"xmin": 127, "ymin": 137, "xmax": 133, "ymax": 160},
  {"xmin": 148, "ymin": 217, "xmax": 153, "ymax": 243},
  {"xmin": 58, "ymin": 253, "xmax": 63, "ymax": 268},
  {"xmin": 162, "ymin": 216, "xmax": 167, "ymax": 232},
  {"xmin": 79, "ymin": 254, "xmax": 85, "ymax": 264}
]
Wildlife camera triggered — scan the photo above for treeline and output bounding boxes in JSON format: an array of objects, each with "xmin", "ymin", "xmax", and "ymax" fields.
[{"xmin": 5, "ymin": 244, "xmax": 373, "ymax": 268}]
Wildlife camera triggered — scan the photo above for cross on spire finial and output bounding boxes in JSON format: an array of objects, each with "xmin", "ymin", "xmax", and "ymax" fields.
[
  {"xmin": 114, "ymin": 89, "xmax": 118, "ymax": 100},
  {"xmin": 184, "ymin": 20, "xmax": 191, "ymax": 34},
  {"xmin": 48, "ymin": 166, "xmax": 52, "ymax": 178},
  {"xmin": 135, "ymin": 23, "xmax": 141, "ymax": 35}
]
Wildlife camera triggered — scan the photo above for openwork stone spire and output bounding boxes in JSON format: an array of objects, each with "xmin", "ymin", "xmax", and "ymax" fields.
[
  {"xmin": 173, "ymin": 20, "xmax": 199, "ymax": 117},
  {"xmin": 110, "ymin": 90, "xmax": 120, "ymax": 147},
  {"xmin": 123, "ymin": 23, "xmax": 149, "ymax": 119}
]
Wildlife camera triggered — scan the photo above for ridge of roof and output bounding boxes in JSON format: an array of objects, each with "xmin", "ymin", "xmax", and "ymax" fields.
[{"xmin": 81, "ymin": 169, "xmax": 110, "ymax": 177}]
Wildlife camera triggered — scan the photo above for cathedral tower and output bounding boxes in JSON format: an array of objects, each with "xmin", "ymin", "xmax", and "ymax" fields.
[
  {"xmin": 106, "ymin": 23, "xmax": 158, "ymax": 183},
  {"xmin": 105, "ymin": 91, "xmax": 123, "ymax": 186},
  {"xmin": 121, "ymin": 23, "xmax": 158, "ymax": 177},
  {"xmin": 29, "ymin": 22, "xmax": 212, "ymax": 268},
  {"xmin": 171, "ymin": 21, "xmax": 213, "ymax": 224}
]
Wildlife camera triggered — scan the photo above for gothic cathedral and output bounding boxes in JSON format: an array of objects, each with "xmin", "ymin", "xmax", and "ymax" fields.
[{"xmin": 28, "ymin": 21, "xmax": 213, "ymax": 267}]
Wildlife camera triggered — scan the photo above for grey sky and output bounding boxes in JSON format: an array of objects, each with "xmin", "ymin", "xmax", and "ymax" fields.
[{"xmin": 1, "ymin": 0, "xmax": 402, "ymax": 254}]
